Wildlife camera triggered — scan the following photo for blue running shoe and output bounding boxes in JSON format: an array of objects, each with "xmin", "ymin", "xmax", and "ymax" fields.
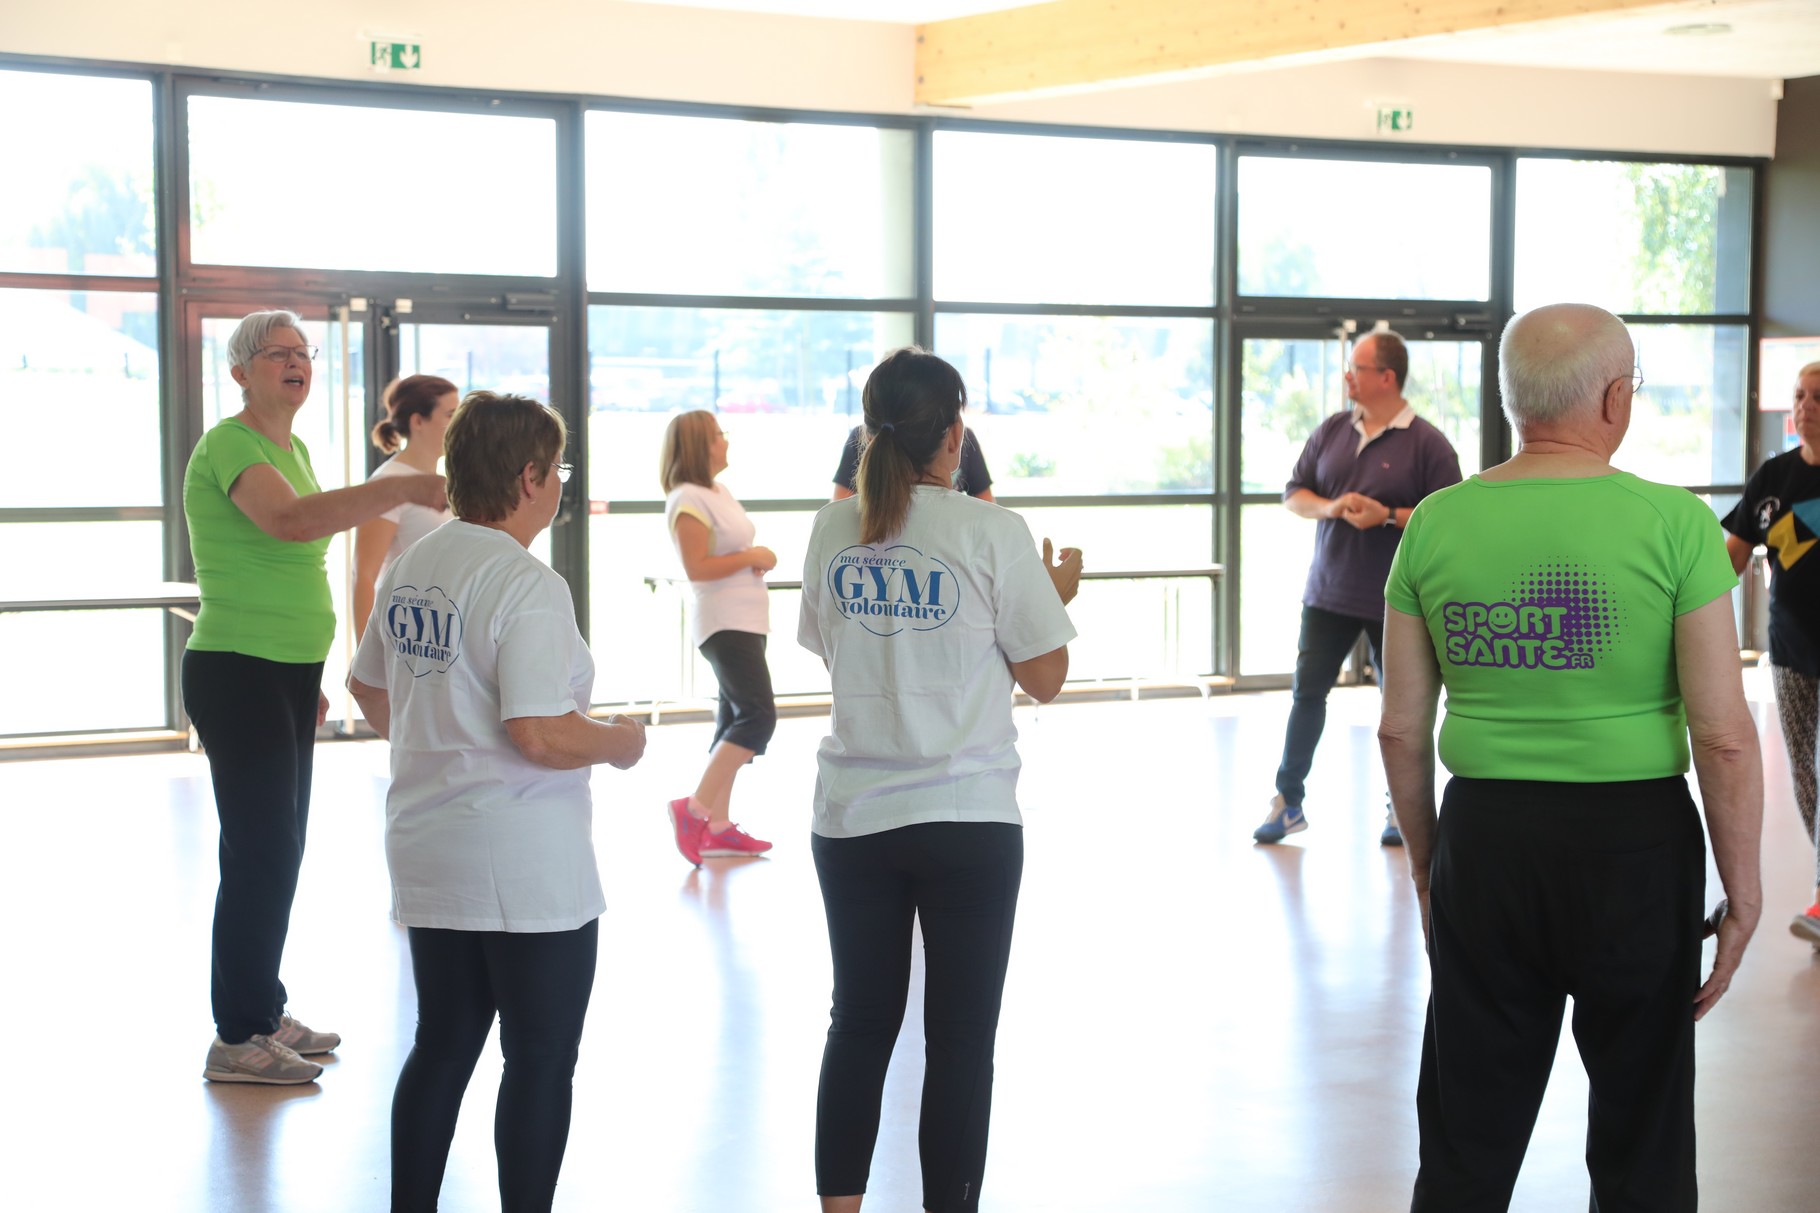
[
  {"xmin": 1380, "ymin": 807, "xmax": 1404, "ymax": 847},
  {"xmin": 1254, "ymin": 795, "xmax": 1307, "ymax": 844}
]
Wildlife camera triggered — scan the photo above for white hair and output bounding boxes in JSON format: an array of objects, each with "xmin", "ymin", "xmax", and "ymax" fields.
[
  {"xmin": 226, "ymin": 309, "xmax": 307, "ymax": 402},
  {"xmin": 1497, "ymin": 305, "xmax": 1633, "ymax": 428}
]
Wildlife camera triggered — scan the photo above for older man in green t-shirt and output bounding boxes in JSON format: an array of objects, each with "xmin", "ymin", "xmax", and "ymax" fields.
[{"xmin": 1378, "ymin": 303, "xmax": 1763, "ymax": 1212}]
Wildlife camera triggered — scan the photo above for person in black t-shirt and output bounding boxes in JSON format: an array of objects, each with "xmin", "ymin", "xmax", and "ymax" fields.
[
  {"xmin": 1724, "ymin": 360, "xmax": 1820, "ymax": 948},
  {"xmin": 831, "ymin": 423, "xmax": 994, "ymax": 502}
]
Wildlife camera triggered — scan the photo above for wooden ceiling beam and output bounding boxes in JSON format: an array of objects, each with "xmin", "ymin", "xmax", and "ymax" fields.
[{"xmin": 914, "ymin": 0, "xmax": 1684, "ymax": 105}]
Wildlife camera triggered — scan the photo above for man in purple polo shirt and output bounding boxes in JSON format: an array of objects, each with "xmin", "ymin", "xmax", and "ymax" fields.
[{"xmin": 1254, "ymin": 330, "xmax": 1462, "ymax": 846}]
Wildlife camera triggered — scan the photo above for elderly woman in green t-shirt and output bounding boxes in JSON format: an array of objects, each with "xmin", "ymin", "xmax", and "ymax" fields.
[
  {"xmin": 183, "ymin": 309, "xmax": 446, "ymax": 1085},
  {"xmin": 1377, "ymin": 303, "xmax": 1762, "ymax": 1212}
]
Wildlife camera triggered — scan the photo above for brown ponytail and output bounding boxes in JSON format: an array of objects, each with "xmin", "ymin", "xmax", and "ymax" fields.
[
  {"xmin": 856, "ymin": 348, "xmax": 966, "ymax": 545},
  {"xmin": 371, "ymin": 374, "xmax": 459, "ymax": 453}
]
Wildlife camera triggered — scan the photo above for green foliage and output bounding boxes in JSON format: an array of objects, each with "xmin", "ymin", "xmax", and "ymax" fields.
[
  {"xmin": 1153, "ymin": 431, "xmax": 1212, "ymax": 491},
  {"xmin": 1008, "ymin": 451, "xmax": 1056, "ymax": 479},
  {"xmin": 1622, "ymin": 163, "xmax": 1720, "ymax": 314},
  {"xmin": 31, "ymin": 165, "xmax": 153, "ymax": 273}
]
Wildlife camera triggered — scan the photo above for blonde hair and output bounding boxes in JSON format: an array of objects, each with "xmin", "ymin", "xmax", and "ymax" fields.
[{"xmin": 659, "ymin": 410, "xmax": 717, "ymax": 493}]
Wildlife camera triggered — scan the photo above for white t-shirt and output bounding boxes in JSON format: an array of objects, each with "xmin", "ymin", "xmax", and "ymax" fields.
[
  {"xmin": 351, "ymin": 520, "xmax": 605, "ymax": 932},
  {"xmin": 665, "ymin": 480, "xmax": 770, "ymax": 645},
  {"xmin": 797, "ymin": 486, "xmax": 1076, "ymax": 838},
  {"xmin": 368, "ymin": 456, "xmax": 452, "ymax": 576}
]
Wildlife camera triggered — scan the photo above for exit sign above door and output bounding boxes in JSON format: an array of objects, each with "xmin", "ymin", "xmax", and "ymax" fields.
[{"xmin": 367, "ymin": 40, "xmax": 423, "ymax": 72}]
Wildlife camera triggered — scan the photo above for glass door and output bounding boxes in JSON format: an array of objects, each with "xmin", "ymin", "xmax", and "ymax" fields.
[{"xmin": 1232, "ymin": 319, "xmax": 1492, "ymax": 680}]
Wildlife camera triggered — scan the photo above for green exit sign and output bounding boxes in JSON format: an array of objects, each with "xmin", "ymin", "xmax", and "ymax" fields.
[
  {"xmin": 369, "ymin": 41, "xmax": 422, "ymax": 71},
  {"xmin": 1375, "ymin": 104, "xmax": 1415, "ymax": 135}
]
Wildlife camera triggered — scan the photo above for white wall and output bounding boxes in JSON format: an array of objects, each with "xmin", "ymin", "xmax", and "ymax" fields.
[{"xmin": 0, "ymin": 0, "xmax": 1780, "ymax": 156}]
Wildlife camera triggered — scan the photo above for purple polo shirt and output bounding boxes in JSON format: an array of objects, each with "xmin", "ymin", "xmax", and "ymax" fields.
[{"xmin": 1286, "ymin": 407, "xmax": 1462, "ymax": 620}]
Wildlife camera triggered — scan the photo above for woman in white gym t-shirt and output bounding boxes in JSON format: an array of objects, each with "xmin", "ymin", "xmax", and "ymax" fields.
[
  {"xmin": 798, "ymin": 348, "xmax": 1081, "ymax": 1213},
  {"xmin": 352, "ymin": 374, "xmax": 457, "ymax": 638},
  {"xmin": 659, "ymin": 409, "xmax": 777, "ymax": 864}
]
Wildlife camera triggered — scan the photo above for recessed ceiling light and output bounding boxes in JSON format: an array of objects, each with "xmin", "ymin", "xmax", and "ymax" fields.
[{"xmin": 1664, "ymin": 22, "xmax": 1733, "ymax": 35}]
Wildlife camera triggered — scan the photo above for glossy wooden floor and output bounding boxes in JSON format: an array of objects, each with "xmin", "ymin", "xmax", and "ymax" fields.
[{"xmin": 4, "ymin": 684, "xmax": 1819, "ymax": 1212}]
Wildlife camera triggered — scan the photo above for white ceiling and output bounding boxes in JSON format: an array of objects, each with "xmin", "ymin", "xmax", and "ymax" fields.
[{"xmin": 627, "ymin": 0, "xmax": 1820, "ymax": 80}]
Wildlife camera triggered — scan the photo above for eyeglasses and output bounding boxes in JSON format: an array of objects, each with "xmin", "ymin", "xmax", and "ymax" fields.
[
  {"xmin": 254, "ymin": 345, "xmax": 319, "ymax": 365},
  {"xmin": 1347, "ymin": 363, "xmax": 1390, "ymax": 376},
  {"xmin": 553, "ymin": 462, "xmax": 573, "ymax": 484},
  {"xmin": 1610, "ymin": 367, "xmax": 1645, "ymax": 395}
]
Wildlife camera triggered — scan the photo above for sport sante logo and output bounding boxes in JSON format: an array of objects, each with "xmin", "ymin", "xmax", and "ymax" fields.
[
  {"xmin": 827, "ymin": 544, "xmax": 960, "ymax": 638},
  {"xmin": 387, "ymin": 585, "xmax": 463, "ymax": 677}
]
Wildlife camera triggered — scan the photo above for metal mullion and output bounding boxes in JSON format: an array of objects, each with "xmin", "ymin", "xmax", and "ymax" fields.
[
  {"xmin": 587, "ymin": 291, "xmax": 917, "ymax": 313},
  {"xmin": 155, "ymin": 67, "xmax": 188, "ymax": 736},
  {"xmin": 1617, "ymin": 314, "xmax": 1752, "ymax": 326},
  {"xmin": 933, "ymin": 300, "xmax": 1217, "ymax": 320},
  {"xmin": 1215, "ymin": 138, "xmax": 1241, "ymax": 681},
  {"xmin": 914, "ymin": 120, "xmax": 935, "ymax": 350},
  {"xmin": 554, "ymin": 96, "xmax": 591, "ymax": 637},
  {"xmin": 0, "ymin": 507, "xmax": 165, "ymax": 523},
  {"xmin": 930, "ymin": 115, "xmax": 1220, "ymax": 148},
  {"xmin": 0, "ymin": 272, "xmax": 158, "ymax": 293}
]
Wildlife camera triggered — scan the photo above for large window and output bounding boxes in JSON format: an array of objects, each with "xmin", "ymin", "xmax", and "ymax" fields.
[
  {"xmin": 188, "ymin": 96, "xmax": 558, "ymax": 276},
  {"xmin": 0, "ymin": 57, "xmax": 1768, "ymax": 740},
  {"xmin": 1516, "ymin": 158, "xmax": 1753, "ymax": 494},
  {"xmin": 0, "ymin": 70, "xmax": 155, "ymax": 277},
  {"xmin": 1237, "ymin": 155, "xmax": 1493, "ymax": 301}
]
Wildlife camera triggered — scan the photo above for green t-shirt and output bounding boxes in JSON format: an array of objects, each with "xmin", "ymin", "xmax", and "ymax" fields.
[
  {"xmin": 183, "ymin": 417, "xmax": 335, "ymax": 664},
  {"xmin": 1384, "ymin": 472, "xmax": 1737, "ymax": 782}
]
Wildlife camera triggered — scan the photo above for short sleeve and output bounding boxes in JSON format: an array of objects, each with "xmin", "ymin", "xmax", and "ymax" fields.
[
  {"xmin": 664, "ymin": 484, "xmax": 710, "ymax": 536},
  {"xmin": 1674, "ymin": 495, "xmax": 1742, "ymax": 617},
  {"xmin": 1285, "ymin": 423, "xmax": 1325, "ymax": 500},
  {"xmin": 797, "ymin": 520, "xmax": 828, "ymax": 659},
  {"xmin": 200, "ymin": 423, "xmax": 272, "ymax": 497},
  {"xmin": 1384, "ymin": 506, "xmax": 1424, "ymax": 616},
  {"xmin": 1721, "ymin": 462, "xmax": 1769, "ymax": 543},
  {"xmin": 990, "ymin": 517, "xmax": 1077, "ymax": 663},
  {"xmin": 496, "ymin": 577, "xmax": 584, "ymax": 720},
  {"xmin": 351, "ymin": 604, "xmax": 388, "ymax": 689},
  {"xmin": 832, "ymin": 428, "xmax": 862, "ymax": 491},
  {"xmin": 961, "ymin": 432, "xmax": 993, "ymax": 496}
]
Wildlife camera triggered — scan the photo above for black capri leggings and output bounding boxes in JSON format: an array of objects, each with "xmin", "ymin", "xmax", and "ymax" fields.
[
  {"xmin": 812, "ymin": 821, "xmax": 1023, "ymax": 1213},
  {"xmin": 698, "ymin": 629, "xmax": 776, "ymax": 754},
  {"xmin": 391, "ymin": 920, "xmax": 599, "ymax": 1213}
]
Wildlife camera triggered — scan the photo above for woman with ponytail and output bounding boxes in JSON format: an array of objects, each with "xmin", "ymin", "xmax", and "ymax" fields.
[
  {"xmin": 798, "ymin": 347, "xmax": 1082, "ymax": 1213},
  {"xmin": 353, "ymin": 375, "xmax": 458, "ymax": 637}
]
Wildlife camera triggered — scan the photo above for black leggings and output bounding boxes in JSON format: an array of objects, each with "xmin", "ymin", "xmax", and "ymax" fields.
[
  {"xmin": 812, "ymin": 822, "xmax": 1023, "ymax": 1213},
  {"xmin": 698, "ymin": 629, "xmax": 776, "ymax": 754},
  {"xmin": 392, "ymin": 921, "xmax": 599, "ymax": 1213},
  {"xmin": 180, "ymin": 647, "xmax": 323, "ymax": 1044}
]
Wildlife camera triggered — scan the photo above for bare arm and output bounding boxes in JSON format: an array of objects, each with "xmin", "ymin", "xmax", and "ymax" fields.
[
  {"xmin": 831, "ymin": 484, "xmax": 855, "ymax": 502},
  {"xmin": 1724, "ymin": 533, "xmax": 1753, "ymax": 577},
  {"xmin": 352, "ymin": 517, "xmax": 399, "ymax": 639},
  {"xmin": 1009, "ymin": 647, "xmax": 1069, "ymax": 702},
  {"xmin": 1676, "ymin": 593, "xmax": 1763, "ymax": 1020},
  {"xmin": 976, "ymin": 488, "xmax": 996, "ymax": 503},
  {"xmin": 229, "ymin": 463, "xmax": 446, "ymax": 544},
  {"xmin": 347, "ymin": 675, "xmax": 391, "ymax": 741},
  {"xmin": 1378, "ymin": 605, "xmax": 1443, "ymax": 937},
  {"xmin": 505, "ymin": 711, "xmax": 647, "ymax": 771},
  {"xmin": 673, "ymin": 513, "xmax": 774, "ymax": 581}
]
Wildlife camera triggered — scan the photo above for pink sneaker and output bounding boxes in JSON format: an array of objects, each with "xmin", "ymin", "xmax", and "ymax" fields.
[
  {"xmin": 700, "ymin": 822, "xmax": 773, "ymax": 858},
  {"xmin": 1790, "ymin": 903, "xmax": 1820, "ymax": 948},
  {"xmin": 667, "ymin": 798, "xmax": 706, "ymax": 867}
]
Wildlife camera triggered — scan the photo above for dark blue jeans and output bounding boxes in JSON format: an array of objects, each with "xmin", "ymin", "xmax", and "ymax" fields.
[{"xmin": 1274, "ymin": 604, "xmax": 1383, "ymax": 808}]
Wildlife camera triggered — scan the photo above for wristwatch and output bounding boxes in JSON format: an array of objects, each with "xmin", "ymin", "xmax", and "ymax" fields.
[{"xmin": 1382, "ymin": 511, "xmax": 1398, "ymax": 529}]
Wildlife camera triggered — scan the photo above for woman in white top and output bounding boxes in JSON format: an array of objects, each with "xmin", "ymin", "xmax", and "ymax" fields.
[
  {"xmin": 353, "ymin": 374, "xmax": 458, "ymax": 638},
  {"xmin": 798, "ymin": 348, "xmax": 1081, "ymax": 1213},
  {"xmin": 659, "ymin": 409, "xmax": 778, "ymax": 864},
  {"xmin": 349, "ymin": 391, "xmax": 646, "ymax": 1213}
]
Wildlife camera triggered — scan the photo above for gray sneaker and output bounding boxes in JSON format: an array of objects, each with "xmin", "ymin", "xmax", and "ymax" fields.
[
  {"xmin": 203, "ymin": 1034, "xmax": 323, "ymax": 1084},
  {"xmin": 271, "ymin": 1013, "xmax": 341, "ymax": 1055}
]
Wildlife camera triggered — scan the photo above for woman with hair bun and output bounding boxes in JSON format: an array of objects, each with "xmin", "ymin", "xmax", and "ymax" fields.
[
  {"xmin": 353, "ymin": 375, "xmax": 459, "ymax": 637},
  {"xmin": 798, "ymin": 347, "xmax": 1082, "ymax": 1213}
]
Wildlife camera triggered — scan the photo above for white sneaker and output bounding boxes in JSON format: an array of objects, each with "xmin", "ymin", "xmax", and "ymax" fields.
[
  {"xmin": 271, "ymin": 1013, "xmax": 341, "ymax": 1055},
  {"xmin": 203, "ymin": 1033, "xmax": 323, "ymax": 1084}
]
